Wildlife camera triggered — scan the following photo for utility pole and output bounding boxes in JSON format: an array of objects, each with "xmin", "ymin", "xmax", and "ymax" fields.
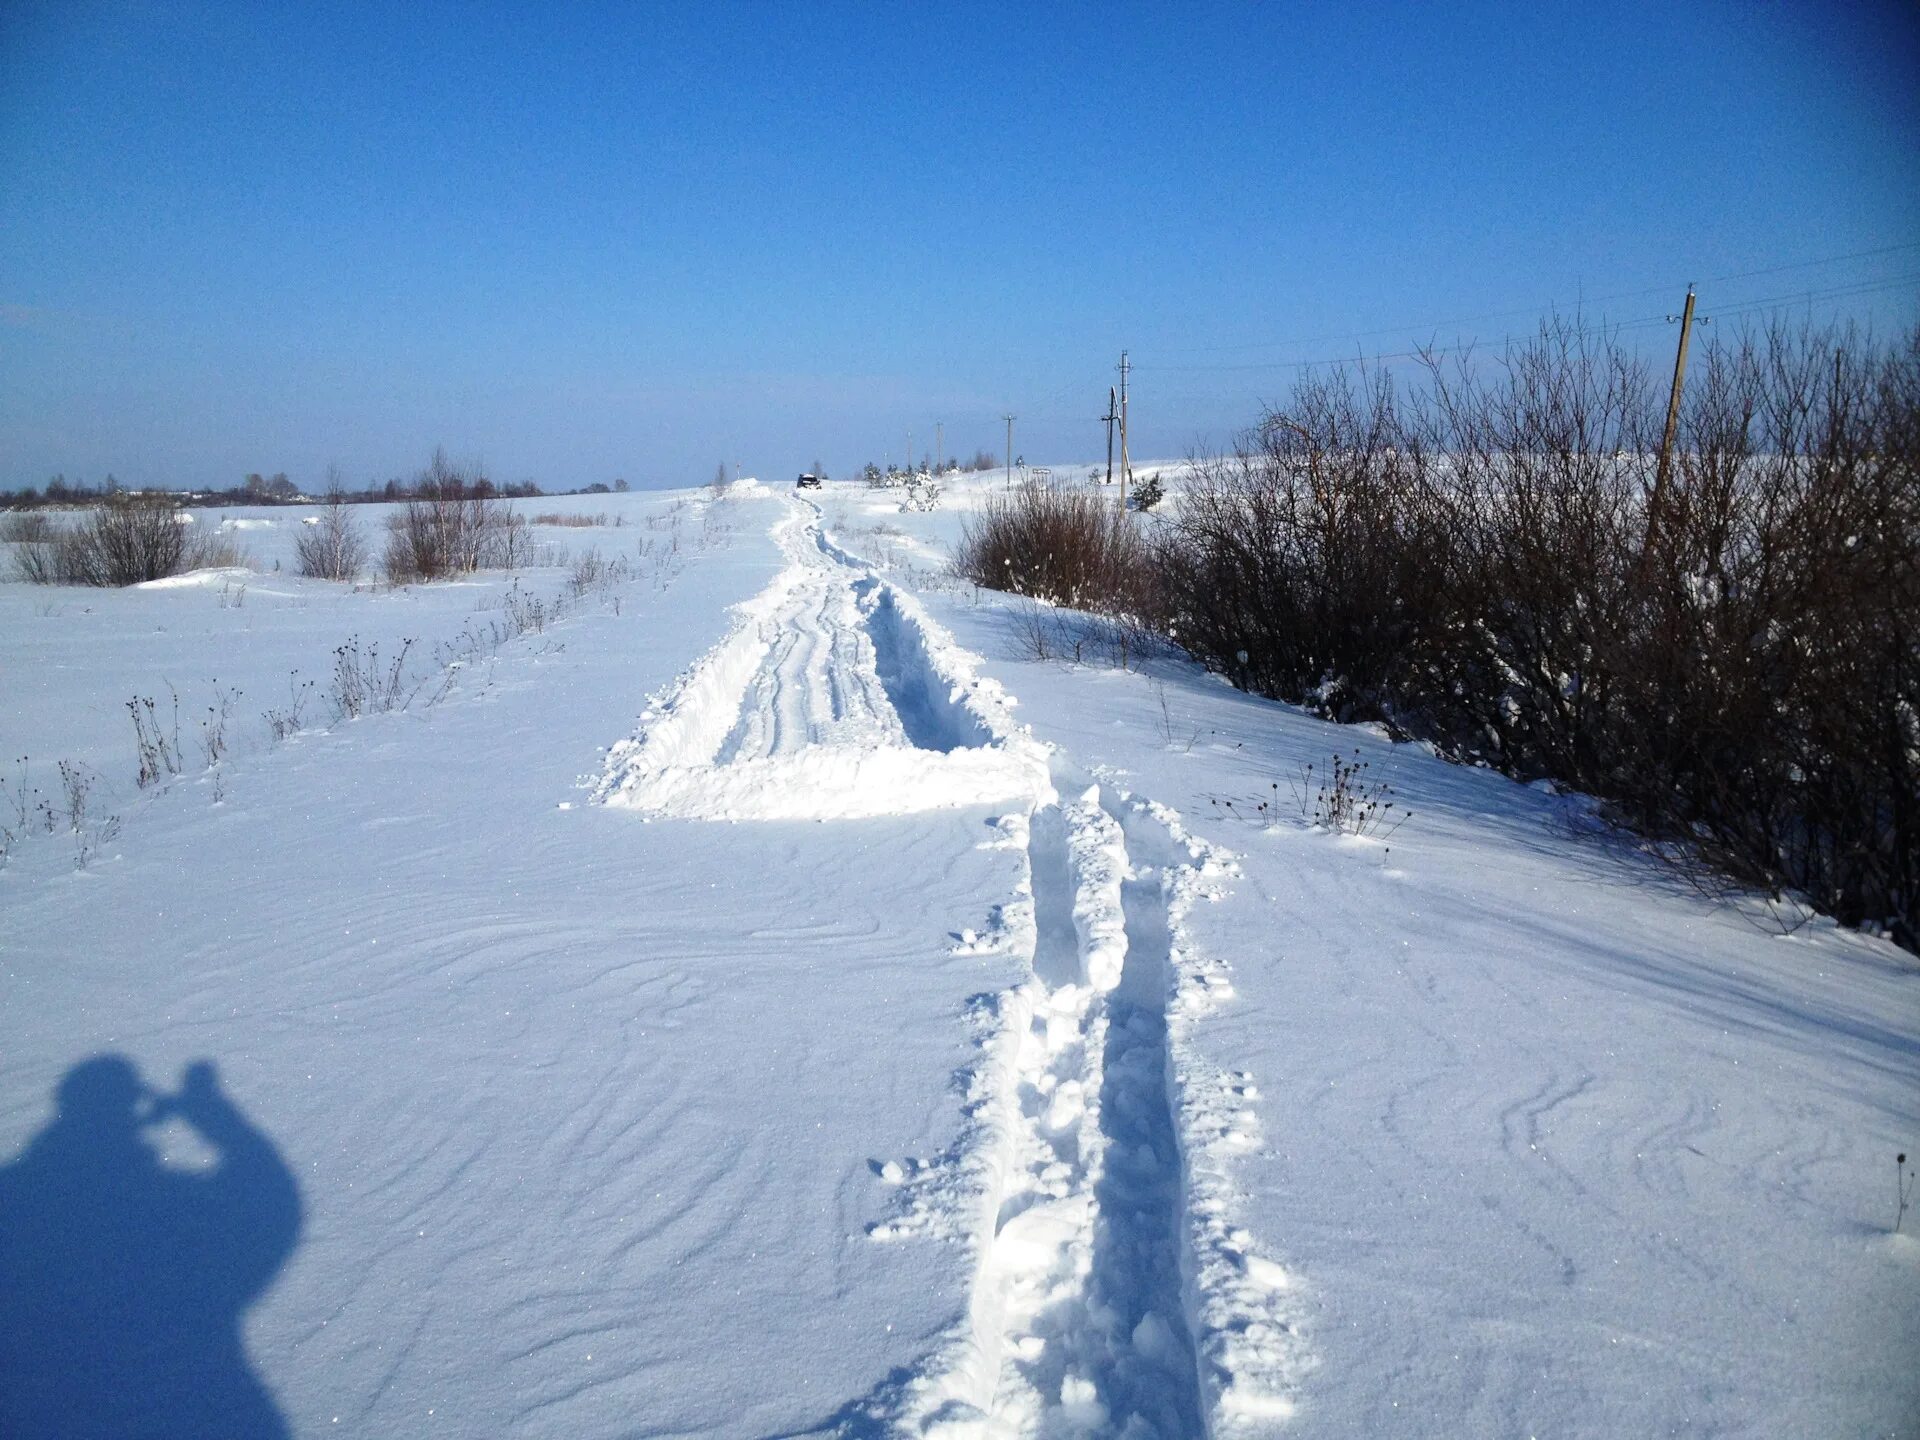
[
  {"xmin": 1102, "ymin": 386, "xmax": 1118, "ymax": 487},
  {"xmin": 1117, "ymin": 350, "xmax": 1132, "ymax": 511},
  {"xmin": 935, "ymin": 421, "xmax": 943, "ymax": 475},
  {"xmin": 1649, "ymin": 287, "xmax": 1707, "ymax": 556},
  {"xmin": 1004, "ymin": 414, "xmax": 1016, "ymax": 489},
  {"xmin": 907, "ymin": 429, "xmax": 913, "ymax": 476}
]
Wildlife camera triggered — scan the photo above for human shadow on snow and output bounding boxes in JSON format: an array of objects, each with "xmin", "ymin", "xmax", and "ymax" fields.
[{"xmin": 0, "ymin": 1054, "xmax": 301, "ymax": 1439}]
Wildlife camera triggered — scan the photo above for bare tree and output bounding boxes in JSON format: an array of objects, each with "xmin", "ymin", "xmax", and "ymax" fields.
[{"xmin": 294, "ymin": 469, "xmax": 367, "ymax": 581}]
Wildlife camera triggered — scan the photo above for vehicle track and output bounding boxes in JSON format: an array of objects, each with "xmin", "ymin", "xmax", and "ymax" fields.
[
  {"xmin": 715, "ymin": 557, "xmax": 906, "ymax": 762},
  {"xmin": 596, "ymin": 496, "xmax": 1044, "ymax": 822},
  {"xmin": 976, "ymin": 782, "xmax": 1201, "ymax": 1438}
]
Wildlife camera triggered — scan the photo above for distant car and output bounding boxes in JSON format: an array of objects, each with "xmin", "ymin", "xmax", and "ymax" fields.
[{"xmin": 795, "ymin": 473, "xmax": 823, "ymax": 489}]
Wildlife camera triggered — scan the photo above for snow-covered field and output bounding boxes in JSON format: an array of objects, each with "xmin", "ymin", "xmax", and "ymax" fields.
[{"xmin": 2, "ymin": 475, "xmax": 1915, "ymax": 1437}]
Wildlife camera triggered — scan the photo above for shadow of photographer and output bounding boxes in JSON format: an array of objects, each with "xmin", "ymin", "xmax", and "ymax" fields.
[{"xmin": 0, "ymin": 1055, "xmax": 301, "ymax": 1438}]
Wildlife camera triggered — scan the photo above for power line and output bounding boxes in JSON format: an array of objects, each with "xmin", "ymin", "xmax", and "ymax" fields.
[
  {"xmin": 1141, "ymin": 240, "xmax": 1920, "ymax": 366},
  {"xmin": 1138, "ymin": 271, "xmax": 1920, "ymax": 375}
]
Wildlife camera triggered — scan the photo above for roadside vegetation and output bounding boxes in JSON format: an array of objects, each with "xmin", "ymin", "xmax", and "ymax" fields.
[{"xmin": 960, "ymin": 319, "xmax": 1919, "ymax": 950}]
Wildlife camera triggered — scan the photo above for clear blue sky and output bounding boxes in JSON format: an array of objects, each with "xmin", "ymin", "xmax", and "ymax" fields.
[{"xmin": 3, "ymin": 0, "xmax": 1916, "ymax": 491}]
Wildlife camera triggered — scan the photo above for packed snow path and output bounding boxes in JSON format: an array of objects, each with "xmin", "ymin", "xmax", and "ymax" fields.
[
  {"xmin": 597, "ymin": 496, "xmax": 1259, "ymax": 1435},
  {"xmin": 596, "ymin": 498, "xmax": 1046, "ymax": 821}
]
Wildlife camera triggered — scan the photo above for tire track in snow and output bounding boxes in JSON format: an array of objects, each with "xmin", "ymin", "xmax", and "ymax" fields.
[
  {"xmin": 984, "ymin": 785, "xmax": 1203, "ymax": 1436},
  {"xmin": 596, "ymin": 497, "xmax": 1046, "ymax": 821},
  {"xmin": 716, "ymin": 530, "xmax": 909, "ymax": 762}
]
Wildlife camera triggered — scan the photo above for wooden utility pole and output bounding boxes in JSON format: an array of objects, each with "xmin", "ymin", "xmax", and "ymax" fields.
[
  {"xmin": 1649, "ymin": 287, "xmax": 1703, "ymax": 553},
  {"xmin": 935, "ymin": 421, "xmax": 943, "ymax": 475},
  {"xmin": 1117, "ymin": 350, "xmax": 1132, "ymax": 510},
  {"xmin": 1004, "ymin": 414, "xmax": 1016, "ymax": 489},
  {"xmin": 1103, "ymin": 386, "xmax": 1118, "ymax": 487}
]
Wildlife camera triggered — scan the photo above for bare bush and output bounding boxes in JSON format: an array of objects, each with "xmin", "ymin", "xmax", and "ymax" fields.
[
  {"xmin": 80, "ymin": 494, "xmax": 191, "ymax": 584},
  {"xmin": 0, "ymin": 513, "xmax": 56, "ymax": 543},
  {"xmin": 128, "ymin": 688, "xmax": 184, "ymax": 787},
  {"xmin": 8, "ymin": 495, "xmax": 249, "ymax": 585},
  {"xmin": 1156, "ymin": 318, "xmax": 1920, "ymax": 948},
  {"xmin": 1288, "ymin": 750, "xmax": 1408, "ymax": 838},
  {"xmin": 7, "ymin": 513, "xmax": 72, "ymax": 583},
  {"xmin": 956, "ymin": 481, "xmax": 1158, "ymax": 619},
  {"xmin": 383, "ymin": 450, "xmax": 519, "ymax": 582},
  {"xmin": 295, "ymin": 481, "xmax": 367, "ymax": 581},
  {"xmin": 263, "ymin": 674, "xmax": 317, "ymax": 741},
  {"xmin": 186, "ymin": 531, "xmax": 253, "ymax": 570}
]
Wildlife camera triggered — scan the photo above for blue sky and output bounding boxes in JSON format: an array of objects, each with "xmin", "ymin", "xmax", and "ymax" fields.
[{"xmin": 3, "ymin": 1, "xmax": 1916, "ymax": 491}]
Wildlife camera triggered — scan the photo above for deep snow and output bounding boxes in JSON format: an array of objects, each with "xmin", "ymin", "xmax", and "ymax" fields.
[{"xmin": 2, "ymin": 475, "xmax": 1916, "ymax": 1438}]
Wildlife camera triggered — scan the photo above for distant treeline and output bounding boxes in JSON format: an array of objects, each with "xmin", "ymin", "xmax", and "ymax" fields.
[{"xmin": 1, "ymin": 471, "xmax": 641, "ymax": 509}]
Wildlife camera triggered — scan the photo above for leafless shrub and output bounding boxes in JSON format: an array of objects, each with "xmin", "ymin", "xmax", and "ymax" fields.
[
  {"xmin": 956, "ymin": 481, "xmax": 1159, "ymax": 617},
  {"xmin": 188, "ymin": 532, "xmax": 253, "ymax": 570},
  {"xmin": 3, "ymin": 756, "xmax": 30, "ymax": 832},
  {"xmin": 1158, "ymin": 318, "xmax": 1919, "ymax": 949},
  {"xmin": 382, "ymin": 450, "xmax": 520, "ymax": 582},
  {"xmin": 1, "ymin": 513, "xmax": 56, "ymax": 543},
  {"xmin": 8, "ymin": 513, "xmax": 73, "ymax": 582},
  {"xmin": 501, "ymin": 581, "xmax": 548, "ymax": 635},
  {"xmin": 564, "ymin": 548, "xmax": 631, "ymax": 603},
  {"xmin": 296, "ymin": 479, "xmax": 367, "ymax": 580},
  {"xmin": 81, "ymin": 494, "xmax": 191, "ymax": 584},
  {"xmin": 57, "ymin": 761, "xmax": 118, "ymax": 868},
  {"xmin": 531, "ymin": 511, "xmax": 614, "ymax": 527},
  {"xmin": 58, "ymin": 760, "xmax": 91, "ymax": 836},
  {"xmin": 199, "ymin": 683, "xmax": 240, "ymax": 769},
  {"xmin": 8, "ymin": 496, "xmax": 251, "ymax": 585},
  {"xmin": 1288, "ymin": 750, "xmax": 1407, "ymax": 838},
  {"xmin": 263, "ymin": 674, "xmax": 317, "ymax": 741}
]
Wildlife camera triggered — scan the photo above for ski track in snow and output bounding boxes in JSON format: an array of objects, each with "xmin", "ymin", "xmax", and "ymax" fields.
[{"xmin": 594, "ymin": 494, "xmax": 1295, "ymax": 1436}]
